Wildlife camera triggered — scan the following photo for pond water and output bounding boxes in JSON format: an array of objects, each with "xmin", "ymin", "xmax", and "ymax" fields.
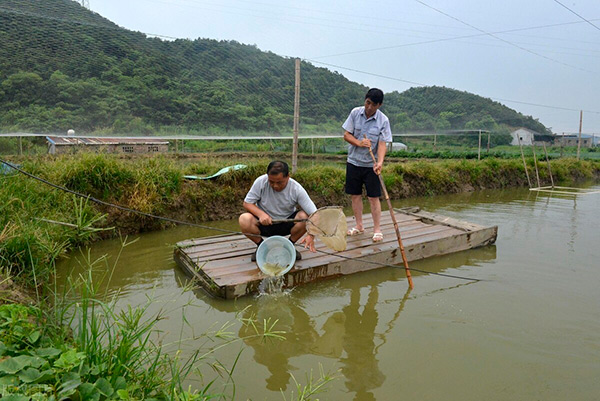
[{"xmin": 56, "ymin": 184, "xmax": 600, "ymax": 401}]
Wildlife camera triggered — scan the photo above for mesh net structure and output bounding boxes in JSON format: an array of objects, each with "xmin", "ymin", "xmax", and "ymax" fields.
[
  {"xmin": 306, "ymin": 206, "xmax": 347, "ymax": 252},
  {"xmin": 1, "ymin": 0, "xmax": 596, "ymax": 159}
]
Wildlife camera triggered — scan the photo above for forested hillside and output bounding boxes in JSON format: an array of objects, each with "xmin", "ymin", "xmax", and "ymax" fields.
[{"xmin": 0, "ymin": 0, "xmax": 549, "ymax": 135}]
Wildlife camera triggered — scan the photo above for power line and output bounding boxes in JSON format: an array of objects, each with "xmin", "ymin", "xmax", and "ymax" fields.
[
  {"xmin": 552, "ymin": 0, "xmax": 600, "ymax": 32},
  {"xmin": 412, "ymin": 0, "xmax": 597, "ymax": 74},
  {"xmin": 310, "ymin": 19, "xmax": 600, "ymax": 60},
  {"xmin": 304, "ymin": 59, "xmax": 600, "ymax": 115}
]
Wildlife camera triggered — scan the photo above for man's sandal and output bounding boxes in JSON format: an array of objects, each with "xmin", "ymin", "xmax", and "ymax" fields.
[
  {"xmin": 347, "ymin": 227, "xmax": 364, "ymax": 236},
  {"xmin": 372, "ymin": 232, "xmax": 384, "ymax": 242}
]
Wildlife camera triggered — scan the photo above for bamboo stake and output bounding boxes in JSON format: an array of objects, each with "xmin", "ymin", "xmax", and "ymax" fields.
[
  {"xmin": 517, "ymin": 134, "xmax": 532, "ymax": 188},
  {"xmin": 542, "ymin": 141, "xmax": 554, "ymax": 188},
  {"xmin": 477, "ymin": 129, "xmax": 481, "ymax": 161},
  {"xmin": 365, "ymin": 136, "xmax": 414, "ymax": 289},
  {"xmin": 531, "ymin": 141, "xmax": 541, "ymax": 188}
]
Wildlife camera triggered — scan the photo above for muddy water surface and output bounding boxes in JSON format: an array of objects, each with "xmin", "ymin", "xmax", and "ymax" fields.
[{"xmin": 56, "ymin": 185, "xmax": 600, "ymax": 401}]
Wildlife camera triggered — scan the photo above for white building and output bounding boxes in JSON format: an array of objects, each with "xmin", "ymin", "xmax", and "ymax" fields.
[{"xmin": 510, "ymin": 128, "xmax": 538, "ymax": 146}]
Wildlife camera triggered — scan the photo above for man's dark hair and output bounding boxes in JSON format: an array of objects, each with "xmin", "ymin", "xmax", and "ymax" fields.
[
  {"xmin": 365, "ymin": 88, "xmax": 384, "ymax": 105},
  {"xmin": 267, "ymin": 160, "xmax": 289, "ymax": 176}
]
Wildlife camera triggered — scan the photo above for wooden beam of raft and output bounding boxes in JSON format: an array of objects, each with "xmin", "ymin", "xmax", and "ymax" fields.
[{"xmin": 174, "ymin": 208, "xmax": 498, "ymax": 299}]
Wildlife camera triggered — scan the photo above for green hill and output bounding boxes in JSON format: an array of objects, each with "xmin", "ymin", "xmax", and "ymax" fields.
[{"xmin": 0, "ymin": 0, "xmax": 549, "ymax": 136}]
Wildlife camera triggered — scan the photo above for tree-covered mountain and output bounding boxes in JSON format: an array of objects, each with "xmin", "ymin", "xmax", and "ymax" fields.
[{"xmin": 0, "ymin": 0, "xmax": 549, "ymax": 135}]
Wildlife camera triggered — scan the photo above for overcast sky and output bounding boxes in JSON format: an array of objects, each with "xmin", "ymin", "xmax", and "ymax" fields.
[{"xmin": 89, "ymin": 0, "xmax": 600, "ymax": 134}]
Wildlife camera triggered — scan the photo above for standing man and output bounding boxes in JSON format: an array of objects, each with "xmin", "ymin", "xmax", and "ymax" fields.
[
  {"xmin": 343, "ymin": 88, "xmax": 392, "ymax": 243},
  {"xmin": 239, "ymin": 160, "xmax": 317, "ymax": 261}
]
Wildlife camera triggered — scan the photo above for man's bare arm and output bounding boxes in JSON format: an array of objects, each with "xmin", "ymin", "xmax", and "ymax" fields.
[
  {"xmin": 243, "ymin": 202, "xmax": 272, "ymax": 225},
  {"xmin": 344, "ymin": 131, "xmax": 371, "ymax": 148}
]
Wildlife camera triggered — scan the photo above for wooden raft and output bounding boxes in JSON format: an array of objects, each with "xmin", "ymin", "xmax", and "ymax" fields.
[{"xmin": 174, "ymin": 208, "xmax": 498, "ymax": 299}]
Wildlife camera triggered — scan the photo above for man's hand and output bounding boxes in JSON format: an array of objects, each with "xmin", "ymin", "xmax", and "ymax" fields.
[
  {"xmin": 298, "ymin": 234, "xmax": 316, "ymax": 252},
  {"xmin": 373, "ymin": 161, "xmax": 383, "ymax": 175},
  {"xmin": 258, "ymin": 214, "xmax": 272, "ymax": 225},
  {"xmin": 359, "ymin": 137, "xmax": 372, "ymax": 148}
]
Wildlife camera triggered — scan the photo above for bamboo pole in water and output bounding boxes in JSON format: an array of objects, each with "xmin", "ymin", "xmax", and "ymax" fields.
[
  {"xmin": 517, "ymin": 134, "xmax": 532, "ymax": 188},
  {"xmin": 542, "ymin": 141, "xmax": 555, "ymax": 189},
  {"xmin": 531, "ymin": 141, "xmax": 541, "ymax": 188},
  {"xmin": 365, "ymin": 136, "xmax": 414, "ymax": 289}
]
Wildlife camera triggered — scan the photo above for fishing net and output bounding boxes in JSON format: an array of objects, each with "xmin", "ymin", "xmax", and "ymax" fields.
[{"xmin": 305, "ymin": 206, "xmax": 347, "ymax": 251}]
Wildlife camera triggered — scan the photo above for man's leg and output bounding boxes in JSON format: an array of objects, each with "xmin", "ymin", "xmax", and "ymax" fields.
[
  {"xmin": 351, "ymin": 195, "xmax": 364, "ymax": 231},
  {"xmin": 290, "ymin": 211, "xmax": 308, "ymax": 243},
  {"xmin": 368, "ymin": 197, "xmax": 382, "ymax": 234},
  {"xmin": 239, "ymin": 212, "xmax": 262, "ymax": 245},
  {"xmin": 346, "ymin": 163, "xmax": 364, "ymax": 232}
]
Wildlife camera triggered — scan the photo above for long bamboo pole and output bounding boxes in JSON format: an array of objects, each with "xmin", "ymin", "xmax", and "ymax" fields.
[
  {"xmin": 542, "ymin": 141, "xmax": 555, "ymax": 188},
  {"xmin": 531, "ymin": 141, "xmax": 541, "ymax": 188},
  {"xmin": 517, "ymin": 134, "xmax": 532, "ymax": 188},
  {"xmin": 365, "ymin": 136, "xmax": 414, "ymax": 289}
]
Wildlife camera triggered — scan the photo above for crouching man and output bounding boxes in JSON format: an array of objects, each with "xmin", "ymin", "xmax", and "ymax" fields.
[{"xmin": 239, "ymin": 160, "xmax": 317, "ymax": 261}]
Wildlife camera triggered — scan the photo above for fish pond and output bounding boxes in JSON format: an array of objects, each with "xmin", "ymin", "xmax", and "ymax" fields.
[{"xmin": 56, "ymin": 185, "xmax": 600, "ymax": 401}]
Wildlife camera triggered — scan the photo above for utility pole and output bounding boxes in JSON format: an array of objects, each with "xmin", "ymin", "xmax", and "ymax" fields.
[
  {"xmin": 577, "ymin": 110, "xmax": 583, "ymax": 160},
  {"xmin": 477, "ymin": 129, "xmax": 482, "ymax": 161},
  {"xmin": 292, "ymin": 58, "xmax": 300, "ymax": 173}
]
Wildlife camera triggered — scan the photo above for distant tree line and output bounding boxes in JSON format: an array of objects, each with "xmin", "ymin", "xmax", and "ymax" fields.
[{"xmin": 0, "ymin": 0, "xmax": 549, "ymax": 138}]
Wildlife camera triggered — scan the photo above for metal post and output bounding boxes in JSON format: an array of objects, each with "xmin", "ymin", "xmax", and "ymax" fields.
[
  {"xmin": 577, "ymin": 110, "xmax": 582, "ymax": 160},
  {"xmin": 292, "ymin": 58, "xmax": 300, "ymax": 173},
  {"xmin": 487, "ymin": 132, "xmax": 490, "ymax": 153},
  {"xmin": 560, "ymin": 132, "xmax": 564, "ymax": 158},
  {"xmin": 18, "ymin": 136, "xmax": 23, "ymax": 156},
  {"xmin": 478, "ymin": 129, "xmax": 481, "ymax": 160},
  {"xmin": 433, "ymin": 133, "xmax": 437, "ymax": 151}
]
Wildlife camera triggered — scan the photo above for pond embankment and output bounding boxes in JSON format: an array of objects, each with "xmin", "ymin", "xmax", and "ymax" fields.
[{"xmin": 1, "ymin": 153, "xmax": 599, "ymax": 287}]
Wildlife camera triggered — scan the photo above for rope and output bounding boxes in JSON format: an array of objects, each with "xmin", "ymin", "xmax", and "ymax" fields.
[
  {"xmin": 0, "ymin": 158, "xmax": 262, "ymax": 239},
  {"xmin": 0, "ymin": 158, "xmax": 484, "ymax": 282},
  {"xmin": 307, "ymin": 246, "xmax": 483, "ymax": 282}
]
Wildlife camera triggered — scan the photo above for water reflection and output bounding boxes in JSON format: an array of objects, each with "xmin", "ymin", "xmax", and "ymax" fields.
[
  {"xmin": 234, "ymin": 284, "xmax": 392, "ymax": 398},
  {"xmin": 178, "ymin": 244, "xmax": 496, "ymax": 400}
]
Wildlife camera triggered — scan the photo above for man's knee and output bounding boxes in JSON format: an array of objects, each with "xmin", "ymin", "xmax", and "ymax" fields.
[
  {"xmin": 239, "ymin": 213, "xmax": 256, "ymax": 229},
  {"xmin": 297, "ymin": 210, "xmax": 309, "ymax": 220}
]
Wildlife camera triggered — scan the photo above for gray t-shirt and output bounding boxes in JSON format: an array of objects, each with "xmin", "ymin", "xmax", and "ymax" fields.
[
  {"xmin": 343, "ymin": 106, "xmax": 392, "ymax": 167},
  {"xmin": 244, "ymin": 174, "xmax": 317, "ymax": 220}
]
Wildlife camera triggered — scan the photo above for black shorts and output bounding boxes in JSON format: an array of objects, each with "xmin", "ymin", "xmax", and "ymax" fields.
[
  {"xmin": 345, "ymin": 162, "xmax": 381, "ymax": 198},
  {"xmin": 258, "ymin": 211, "xmax": 298, "ymax": 237}
]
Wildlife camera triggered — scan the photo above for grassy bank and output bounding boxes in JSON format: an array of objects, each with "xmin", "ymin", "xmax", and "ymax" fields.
[{"xmin": 2, "ymin": 153, "xmax": 599, "ymax": 280}]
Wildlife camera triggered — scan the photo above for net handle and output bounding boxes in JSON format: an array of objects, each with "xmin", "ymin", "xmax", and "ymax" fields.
[{"xmin": 271, "ymin": 206, "xmax": 343, "ymax": 224}]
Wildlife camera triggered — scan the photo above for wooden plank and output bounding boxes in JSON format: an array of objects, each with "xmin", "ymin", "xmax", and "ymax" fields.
[
  {"xmin": 189, "ymin": 219, "xmax": 427, "ymax": 262},
  {"xmin": 215, "ymin": 229, "xmax": 464, "ymax": 288},
  {"xmin": 197, "ymin": 223, "xmax": 453, "ymax": 272},
  {"xmin": 174, "ymin": 209, "xmax": 499, "ymax": 299},
  {"xmin": 394, "ymin": 208, "xmax": 485, "ymax": 232}
]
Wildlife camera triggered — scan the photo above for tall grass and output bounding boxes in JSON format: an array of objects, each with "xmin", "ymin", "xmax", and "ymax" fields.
[{"xmin": 0, "ymin": 237, "xmax": 301, "ymax": 400}]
